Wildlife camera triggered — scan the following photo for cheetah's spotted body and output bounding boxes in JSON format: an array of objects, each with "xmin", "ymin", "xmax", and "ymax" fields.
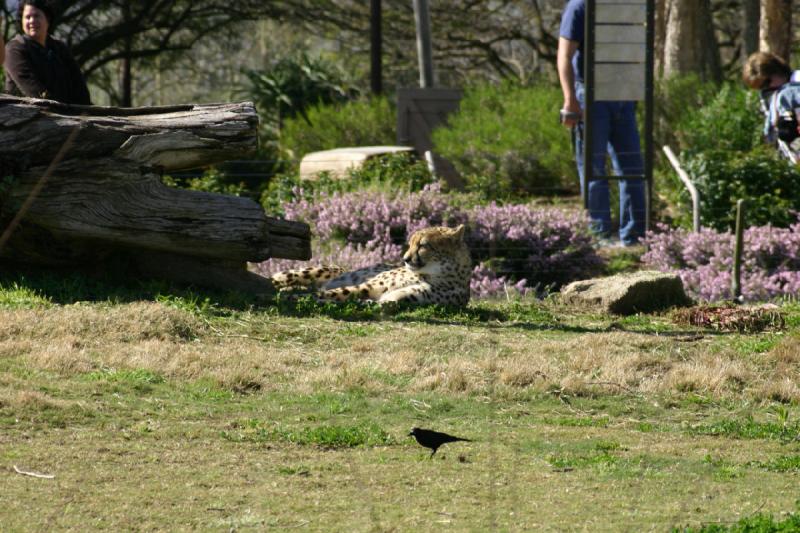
[{"xmin": 271, "ymin": 225, "xmax": 471, "ymax": 306}]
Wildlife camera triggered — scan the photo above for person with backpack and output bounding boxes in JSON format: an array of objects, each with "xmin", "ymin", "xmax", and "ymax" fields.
[{"xmin": 743, "ymin": 52, "xmax": 800, "ymax": 146}]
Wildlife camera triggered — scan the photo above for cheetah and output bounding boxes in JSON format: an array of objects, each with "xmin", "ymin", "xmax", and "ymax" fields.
[{"xmin": 271, "ymin": 225, "xmax": 472, "ymax": 306}]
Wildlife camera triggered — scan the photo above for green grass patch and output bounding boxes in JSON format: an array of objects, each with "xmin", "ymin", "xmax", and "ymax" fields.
[
  {"xmin": 543, "ymin": 415, "xmax": 610, "ymax": 428},
  {"xmin": 611, "ymin": 313, "xmax": 674, "ymax": 333},
  {"xmin": 688, "ymin": 416, "xmax": 800, "ymax": 441},
  {"xmin": 183, "ymin": 378, "xmax": 235, "ymax": 402},
  {"xmin": 731, "ymin": 334, "xmax": 782, "ymax": 355},
  {"xmin": 674, "ymin": 508, "xmax": 800, "ymax": 532},
  {"xmin": 222, "ymin": 419, "xmax": 395, "ymax": 448},
  {"xmin": 702, "ymin": 455, "xmax": 745, "ymax": 480},
  {"xmin": 0, "ymin": 281, "xmax": 52, "ymax": 309},
  {"xmin": 602, "ymin": 249, "xmax": 644, "ymax": 275},
  {"xmin": 84, "ymin": 368, "xmax": 166, "ymax": 385},
  {"xmin": 277, "ymin": 465, "xmax": 311, "ymax": 476},
  {"xmin": 547, "ymin": 440, "xmax": 622, "ymax": 470},
  {"xmin": 748, "ymin": 455, "xmax": 800, "ymax": 473}
]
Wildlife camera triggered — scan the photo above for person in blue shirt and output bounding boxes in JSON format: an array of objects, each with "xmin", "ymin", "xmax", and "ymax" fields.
[
  {"xmin": 743, "ymin": 51, "xmax": 800, "ymax": 147},
  {"xmin": 557, "ymin": 0, "xmax": 646, "ymax": 247}
]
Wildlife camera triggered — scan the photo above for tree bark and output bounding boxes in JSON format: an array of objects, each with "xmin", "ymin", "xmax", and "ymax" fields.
[
  {"xmin": 654, "ymin": 0, "xmax": 667, "ymax": 78},
  {"xmin": 759, "ymin": 0, "xmax": 792, "ymax": 61},
  {"xmin": 743, "ymin": 0, "xmax": 760, "ymax": 57},
  {"xmin": 370, "ymin": 0, "xmax": 382, "ymax": 95},
  {"xmin": 0, "ymin": 96, "xmax": 310, "ymax": 293},
  {"xmin": 662, "ymin": 0, "xmax": 722, "ymax": 82}
]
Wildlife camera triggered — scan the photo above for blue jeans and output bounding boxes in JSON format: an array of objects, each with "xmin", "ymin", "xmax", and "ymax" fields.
[{"xmin": 574, "ymin": 82, "xmax": 646, "ymax": 245}]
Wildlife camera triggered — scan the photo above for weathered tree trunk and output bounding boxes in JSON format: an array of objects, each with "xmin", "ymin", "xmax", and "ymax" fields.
[
  {"xmin": 759, "ymin": 0, "xmax": 792, "ymax": 61},
  {"xmin": 742, "ymin": 0, "xmax": 761, "ymax": 57},
  {"xmin": 0, "ymin": 96, "xmax": 310, "ymax": 294},
  {"xmin": 662, "ymin": 0, "xmax": 722, "ymax": 82},
  {"xmin": 654, "ymin": 0, "xmax": 667, "ymax": 78}
]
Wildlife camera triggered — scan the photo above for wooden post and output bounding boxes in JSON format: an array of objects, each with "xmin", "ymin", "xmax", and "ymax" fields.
[
  {"xmin": 370, "ymin": 0, "xmax": 383, "ymax": 95},
  {"xmin": 732, "ymin": 199, "xmax": 746, "ymax": 302},
  {"xmin": 412, "ymin": 0, "xmax": 434, "ymax": 88}
]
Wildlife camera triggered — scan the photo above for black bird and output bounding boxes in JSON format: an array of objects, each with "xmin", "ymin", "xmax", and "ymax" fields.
[{"xmin": 408, "ymin": 427, "xmax": 471, "ymax": 458}]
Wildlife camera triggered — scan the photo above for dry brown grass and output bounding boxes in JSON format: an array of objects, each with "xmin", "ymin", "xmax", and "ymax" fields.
[
  {"xmin": 0, "ymin": 388, "xmax": 77, "ymax": 412},
  {"xmin": 1, "ymin": 302, "xmax": 797, "ymax": 402},
  {"xmin": 3, "ymin": 301, "xmax": 800, "ymax": 531}
]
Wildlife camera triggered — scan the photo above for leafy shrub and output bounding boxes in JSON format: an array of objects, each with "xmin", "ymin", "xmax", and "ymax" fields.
[
  {"xmin": 659, "ymin": 82, "xmax": 791, "ymax": 231},
  {"xmin": 260, "ymin": 152, "xmax": 436, "ymax": 216},
  {"xmin": 163, "ymin": 157, "xmax": 288, "ymax": 200},
  {"xmin": 680, "ymin": 148, "xmax": 800, "ymax": 231},
  {"xmin": 653, "ymin": 74, "xmax": 719, "ymax": 152},
  {"xmin": 242, "ymin": 52, "xmax": 355, "ymax": 133},
  {"xmin": 432, "ymin": 82, "xmax": 575, "ymax": 200},
  {"xmin": 163, "ymin": 166, "xmax": 248, "ymax": 197},
  {"xmin": 676, "ymin": 83, "xmax": 763, "ymax": 157},
  {"xmin": 280, "ymin": 96, "xmax": 396, "ymax": 160},
  {"xmin": 254, "ymin": 185, "xmax": 602, "ymax": 298},
  {"xmin": 642, "ymin": 221, "xmax": 800, "ymax": 302}
]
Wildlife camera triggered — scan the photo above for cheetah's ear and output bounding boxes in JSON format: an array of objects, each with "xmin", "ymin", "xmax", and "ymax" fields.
[{"xmin": 453, "ymin": 224, "xmax": 466, "ymax": 240}]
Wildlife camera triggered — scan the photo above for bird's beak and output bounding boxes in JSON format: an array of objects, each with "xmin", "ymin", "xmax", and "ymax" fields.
[{"xmin": 407, "ymin": 431, "xmax": 414, "ymax": 436}]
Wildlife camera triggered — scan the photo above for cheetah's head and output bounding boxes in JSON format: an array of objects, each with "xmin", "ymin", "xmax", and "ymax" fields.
[{"xmin": 403, "ymin": 224, "xmax": 469, "ymax": 275}]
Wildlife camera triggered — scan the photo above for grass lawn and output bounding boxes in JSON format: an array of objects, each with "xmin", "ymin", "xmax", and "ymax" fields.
[{"xmin": 2, "ymin": 270, "xmax": 800, "ymax": 531}]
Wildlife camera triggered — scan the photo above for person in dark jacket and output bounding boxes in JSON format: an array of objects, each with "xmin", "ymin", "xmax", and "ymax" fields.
[{"xmin": 5, "ymin": 0, "xmax": 91, "ymax": 105}]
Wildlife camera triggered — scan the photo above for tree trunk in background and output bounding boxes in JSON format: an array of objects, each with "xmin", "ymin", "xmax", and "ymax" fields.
[
  {"xmin": 743, "ymin": 0, "xmax": 760, "ymax": 57},
  {"xmin": 759, "ymin": 0, "xmax": 792, "ymax": 61},
  {"xmin": 370, "ymin": 0, "xmax": 382, "ymax": 95},
  {"xmin": 662, "ymin": 0, "xmax": 721, "ymax": 82},
  {"xmin": 654, "ymin": 0, "xmax": 667, "ymax": 78},
  {"xmin": 120, "ymin": 53, "xmax": 132, "ymax": 107},
  {"xmin": 120, "ymin": 3, "xmax": 133, "ymax": 107}
]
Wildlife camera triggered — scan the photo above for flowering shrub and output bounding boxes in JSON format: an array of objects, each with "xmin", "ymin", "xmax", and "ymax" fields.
[
  {"xmin": 283, "ymin": 183, "xmax": 468, "ymax": 246},
  {"xmin": 468, "ymin": 202, "xmax": 602, "ymax": 289},
  {"xmin": 255, "ymin": 185, "xmax": 602, "ymax": 299},
  {"xmin": 642, "ymin": 221, "xmax": 800, "ymax": 302}
]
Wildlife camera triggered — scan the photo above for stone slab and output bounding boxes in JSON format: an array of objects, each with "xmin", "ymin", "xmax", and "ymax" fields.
[
  {"xmin": 560, "ymin": 270, "xmax": 693, "ymax": 315},
  {"xmin": 299, "ymin": 146, "xmax": 414, "ymax": 180}
]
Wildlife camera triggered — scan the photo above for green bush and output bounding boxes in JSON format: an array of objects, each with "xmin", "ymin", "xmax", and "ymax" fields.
[
  {"xmin": 280, "ymin": 97, "xmax": 396, "ymax": 161},
  {"xmin": 241, "ymin": 52, "xmax": 355, "ymax": 133},
  {"xmin": 261, "ymin": 152, "xmax": 436, "ymax": 216},
  {"xmin": 163, "ymin": 156, "xmax": 284, "ymax": 200},
  {"xmin": 653, "ymin": 74, "xmax": 719, "ymax": 151},
  {"xmin": 658, "ymin": 80, "xmax": 782, "ymax": 230},
  {"xmin": 431, "ymin": 82, "xmax": 575, "ymax": 200},
  {"xmin": 680, "ymin": 148, "xmax": 800, "ymax": 231},
  {"xmin": 678, "ymin": 83, "xmax": 763, "ymax": 156}
]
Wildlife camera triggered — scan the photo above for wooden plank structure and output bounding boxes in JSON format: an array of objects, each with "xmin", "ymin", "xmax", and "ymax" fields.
[
  {"xmin": 0, "ymin": 95, "xmax": 310, "ymax": 293},
  {"xmin": 396, "ymin": 87, "xmax": 463, "ymax": 188}
]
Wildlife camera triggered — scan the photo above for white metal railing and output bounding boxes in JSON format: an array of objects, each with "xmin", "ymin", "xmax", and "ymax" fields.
[{"xmin": 662, "ymin": 145, "xmax": 700, "ymax": 233}]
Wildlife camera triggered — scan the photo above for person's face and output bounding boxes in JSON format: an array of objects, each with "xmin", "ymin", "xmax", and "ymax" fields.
[{"xmin": 22, "ymin": 5, "xmax": 49, "ymax": 45}]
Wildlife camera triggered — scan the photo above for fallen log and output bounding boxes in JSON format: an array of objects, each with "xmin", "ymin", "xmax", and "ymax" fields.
[{"xmin": 0, "ymin": 96, "xmax": 311, "ymax": 293}]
